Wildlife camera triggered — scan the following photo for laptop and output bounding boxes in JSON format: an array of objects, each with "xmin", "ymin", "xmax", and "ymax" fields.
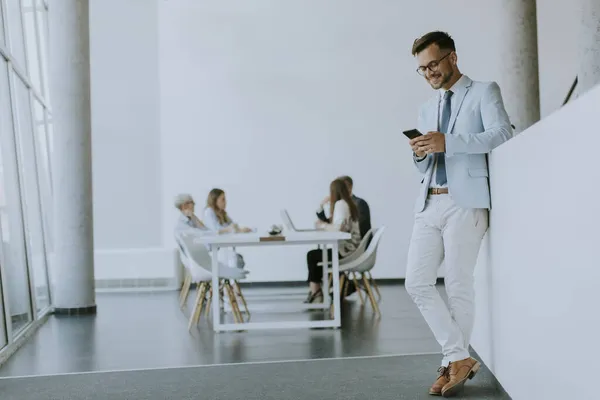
[{"xmin": 280, "ymin": 209, "xmax": 320, "ymax": 232}]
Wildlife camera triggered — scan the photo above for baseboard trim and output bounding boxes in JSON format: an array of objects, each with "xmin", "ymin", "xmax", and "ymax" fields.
[
  {"xmin": 95, "ymin": 277, "xmax": 179, "ymax": 291},
  {"xmin": 53, "ymin": 305, "xmax": 97, "ymax": 316}
]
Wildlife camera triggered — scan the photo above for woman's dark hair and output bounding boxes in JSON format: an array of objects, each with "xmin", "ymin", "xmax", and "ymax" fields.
[
  {"xmin": 412, "ymin": 31, "xmax": 455, "ymax": 56},
  {"xmin": 329, "ymin": 179, "xmax": 358, "ymax": 222}
]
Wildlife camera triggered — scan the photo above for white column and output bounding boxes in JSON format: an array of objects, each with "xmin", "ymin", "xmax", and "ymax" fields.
[
  {"xmin": 47, "ymin": 0, "xmax": 96, "ymax": 312},
  {"xmin": 496, "ymin": 0, "xmax": 540, "ymax": 133},
  {"xmin": 579, "ymin": 0, "xmax": 600, "ymax": 94}
]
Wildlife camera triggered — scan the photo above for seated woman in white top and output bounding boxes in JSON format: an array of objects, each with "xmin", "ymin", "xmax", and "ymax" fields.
[
  {"xmin": 203, "ymin": 188, "xmax": 253, "ymax": 234},
  {"xmin": 203, "ymin": 188, "xmax": 252, "ymax": 268},
  {"xmin": 304, "ymin": 179, "xmax": 361, "ymax": 304}
]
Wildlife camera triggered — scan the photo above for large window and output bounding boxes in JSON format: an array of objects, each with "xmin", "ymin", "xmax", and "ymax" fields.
[
  {"xmin": 0, "ymin": 0, "xmax": 52, "ymax": 349},
  {"xmin": 14, "ymin": 76, "xmax": 50, "ymax": 312},
  {"xmin": 0, "ymin": 60, "xmax": 34, "ymax": 336},
  {"xmin": 6, "ymin": 0, "xmax": 27, "ymax": 70},
  {"xmin": 0, "ymin": 1, "xmax": 5, "ymax": 47}
]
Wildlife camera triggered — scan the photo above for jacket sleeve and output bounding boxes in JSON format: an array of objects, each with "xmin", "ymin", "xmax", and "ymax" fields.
[
  {"xmin": 445, "ymin": 82, "xmax": 513, "ymax": 156},
  {"xmin": 316, "ymin": 208, "xmax": 328, "ymax": 222},
  {"xmin": 413, "ymin": 104, "xmax": 433, "ymax": 173},
  {"xmin": 414, "ymin": 153, "xmax": 432, "ymax": 173},
  {"xmin": 357, "ymin": 198, "xmax": 371, "ymax": 238}
]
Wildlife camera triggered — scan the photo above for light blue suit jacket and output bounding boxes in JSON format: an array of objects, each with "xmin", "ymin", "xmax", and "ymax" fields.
[{"xmin": 414, "ymin": 75, "xmax": 513, "ymax": 212}]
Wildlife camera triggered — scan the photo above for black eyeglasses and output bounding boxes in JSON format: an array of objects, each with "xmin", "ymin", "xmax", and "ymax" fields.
[{"xmin": 416, "ymin": 52, "xmax": 452, "ymax": 76}]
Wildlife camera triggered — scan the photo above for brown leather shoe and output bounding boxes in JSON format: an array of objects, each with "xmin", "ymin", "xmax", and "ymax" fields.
[
  {"xmin": 441, "ymin": 357, "xmax": 481, "ymax": 397},
  {"xmin": 429, "ymin": 366, "xmax": 449, "ymax": 396}
]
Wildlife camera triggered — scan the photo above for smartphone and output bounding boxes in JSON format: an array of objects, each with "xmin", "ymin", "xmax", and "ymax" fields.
[{"xmin": 403, "ymin": 129, "xmax": 423, "ymax": 140}]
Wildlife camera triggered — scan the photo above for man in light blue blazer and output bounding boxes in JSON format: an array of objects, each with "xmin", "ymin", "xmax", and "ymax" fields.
[{"xmin": 404, "ymin": 31, "xmax": 512, "ymax": 397}]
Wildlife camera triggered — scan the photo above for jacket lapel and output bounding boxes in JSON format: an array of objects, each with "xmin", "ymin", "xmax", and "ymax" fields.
[{"xmin": 447, "ymin": 76, "xmax": 472, "ymax": 134}]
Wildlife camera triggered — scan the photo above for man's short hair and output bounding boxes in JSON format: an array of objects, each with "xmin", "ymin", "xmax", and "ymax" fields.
[
  {"xmin": 174, "ymin": 193, "xmax": 193, "ymax": 209},
  {"xmin": 411, "ymin": 31, "xmax": 456, "ymax": 56},
  {"xmin": 338, "ymin": 175, "xmax": 353, "ymax": 187}
]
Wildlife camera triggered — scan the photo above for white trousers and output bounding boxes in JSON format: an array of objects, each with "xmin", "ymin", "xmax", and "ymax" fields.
[{"xmin": 405, "ymin": 194, "xmax": 488, "ymax": 366}]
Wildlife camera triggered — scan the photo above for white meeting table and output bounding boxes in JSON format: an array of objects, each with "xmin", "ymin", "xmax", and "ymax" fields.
[{"xmin": 193, "ymin": 230, "xmax": 350, "ymax": 332}]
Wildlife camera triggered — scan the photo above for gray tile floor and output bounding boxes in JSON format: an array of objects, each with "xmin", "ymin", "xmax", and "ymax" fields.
[
  {"xmin": 0, "ymin": 283, "xmax": 508, "ymax": 398},
  {"xmin": 1, "ymin": 283, "xmax": 442, "ymax": 376}
]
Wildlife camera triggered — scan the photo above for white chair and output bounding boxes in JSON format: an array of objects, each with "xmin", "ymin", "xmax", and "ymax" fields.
[
  {"xmin": 333, "ymin": 227, "xmax": 386, "ymax": 318},
  {"xmin": 176, "ymin": 232, "xmax": 249, "ymax": 330},
  {"xmin": 320, "ymin": 228, "xmax": 374, "ymax": 302},
  {"xmin": 338, "ymin": 227, "xmax": 381, "ymax": 301}
]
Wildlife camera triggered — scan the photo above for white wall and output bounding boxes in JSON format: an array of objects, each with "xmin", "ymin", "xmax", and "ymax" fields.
[
  {"xmin": 89, "ymin": 0, "xmax": 169, "ymax": 282},
  {"xmin": 470, "ymin": 85, "xmax": 600, "ymax": 400},
  {"xmin": 156, "ymin": 0, "xmax": 537, "ymax": 282},
  {"xmin": 90, "ymin": 0, "xmax": 162, "ymax": 250},
  {"xmin": 90, "ymin": 0, "xmax": 582, "ymax": 283}
]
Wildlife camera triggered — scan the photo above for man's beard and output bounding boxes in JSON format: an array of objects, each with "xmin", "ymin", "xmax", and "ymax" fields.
[{"xmin": 429, "ymin": 70, "xmax": 454, "ymax": 89}]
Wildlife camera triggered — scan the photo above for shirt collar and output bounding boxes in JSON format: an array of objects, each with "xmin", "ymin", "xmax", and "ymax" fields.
[{"xmin": 439, "ymin": 74, "xmax": 467, "ymax": 96}]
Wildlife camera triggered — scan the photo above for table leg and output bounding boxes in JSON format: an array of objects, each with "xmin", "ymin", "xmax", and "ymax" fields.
[
  {"xmin": 211, "ymin": 245, "xmax": 221, "ymax": 332},
  {"xmin": 321, "ymin": 245, "xmax": 330, "ymax": 308},
  {"xmin": 331, "ymin": 242, "xmax": 341, "ymax": 327}
]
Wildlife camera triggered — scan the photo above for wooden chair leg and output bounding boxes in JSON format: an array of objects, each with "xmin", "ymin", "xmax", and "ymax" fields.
[
  {"xmin": 367, "ymin": 271, "xmax": 381, "ymax": 300},
  {"xmin": 362, "ymin": 274, "xmax": 381, "ymax": 318},
  {"xmin": 219, "ymin": 284, "xmax": 225, "ymax": 310},
  {"xmin": 342, "ymin": 273, "xmax": 350, "ymax": 298},
  {"xmin": 339, "ymin": 273, "xmax": 346, "ymax": 297},
  {"xmin": 352, "ymin": 272, "xmax": 364, "ymax": 304},
  {"xmin": 224, "ymin": 281, "xmax": 244, "ymax": 323},
  {"xmin": 205, "ymin": 284, "xmax": 213, "ymax": 316},
  {"xmin": 223, "ymin": 281, "xmax": 237, "ymax": 323},
  {"xmin": 188, "ymin": 282, "xmax": 208, "ymax": 331},
  {"xmin": 233, "ymin": 281, "xmax": 250, "ymax": 317},
  {"xmin": 180, "ymin": 273, "xmax": 192, "ymax": 308}
]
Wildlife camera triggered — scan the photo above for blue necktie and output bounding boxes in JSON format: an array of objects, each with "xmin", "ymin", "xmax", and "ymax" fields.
[{"xmin": 435, "ymin": 90, "xmax": 453, "ymax": 185}]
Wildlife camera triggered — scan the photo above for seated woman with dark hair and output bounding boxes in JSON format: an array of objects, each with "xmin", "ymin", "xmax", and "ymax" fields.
[{"xmin": 304, "ymin": 179, "xmax": 361, "ymax": 304}]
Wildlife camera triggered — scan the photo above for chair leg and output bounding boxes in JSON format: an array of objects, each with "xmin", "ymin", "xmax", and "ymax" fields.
[
  {"xmin": 219, "ymin": 284, "xmax": 225, "ymax": 310},
  {"xmin": 233, "ymin": 281, "xmax": 250, "ymax": 318},
  {"xmin": 342, "ymin": 273, "xmax": 350, "ymax": 298},
  {"xmin": 205, "ymin": 284, "xmax": 213, "ymax": 316},
  {"xmin": 339, "ymin": 273, "xmax": 346, "ymax": 297},
  {"xmin": 188, "ymin": 282, "xmax": 208, "ymax": 331},
  {"xmin": 352, "ymin": 272, "xmax": 364, "ymax": 304},
  {"xmin": 224, "ymin": 281, "xmax": 244, "ymax": 323},
  {"xmin": 362, "ymin": 274, "xmax": 381, "ymax": 318},
  {"xmin": 367, "ymin": 271, "xmax": 381, "ymax": 300},
  {"xmin": 180, "ymin": 272, "xmax": 192, "ymax": 309}
]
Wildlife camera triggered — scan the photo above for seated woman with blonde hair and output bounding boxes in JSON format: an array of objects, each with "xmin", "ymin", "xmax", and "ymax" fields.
[
  {"xmin": 203, "ymin": 188, "xmax": 253, "ymax": 234},
  {"xmin": 304, "ymin": 178, "xmax": 361, "ymax": 304},
  {"xmin": 204, "ymin": 188, "xmax": 253, "ymax": 268}
]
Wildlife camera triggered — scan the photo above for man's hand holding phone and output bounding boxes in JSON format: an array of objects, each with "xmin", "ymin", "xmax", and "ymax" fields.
[{"xmin": 408, "ymin": 131, "xmax": 446, "ymax": 156}]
